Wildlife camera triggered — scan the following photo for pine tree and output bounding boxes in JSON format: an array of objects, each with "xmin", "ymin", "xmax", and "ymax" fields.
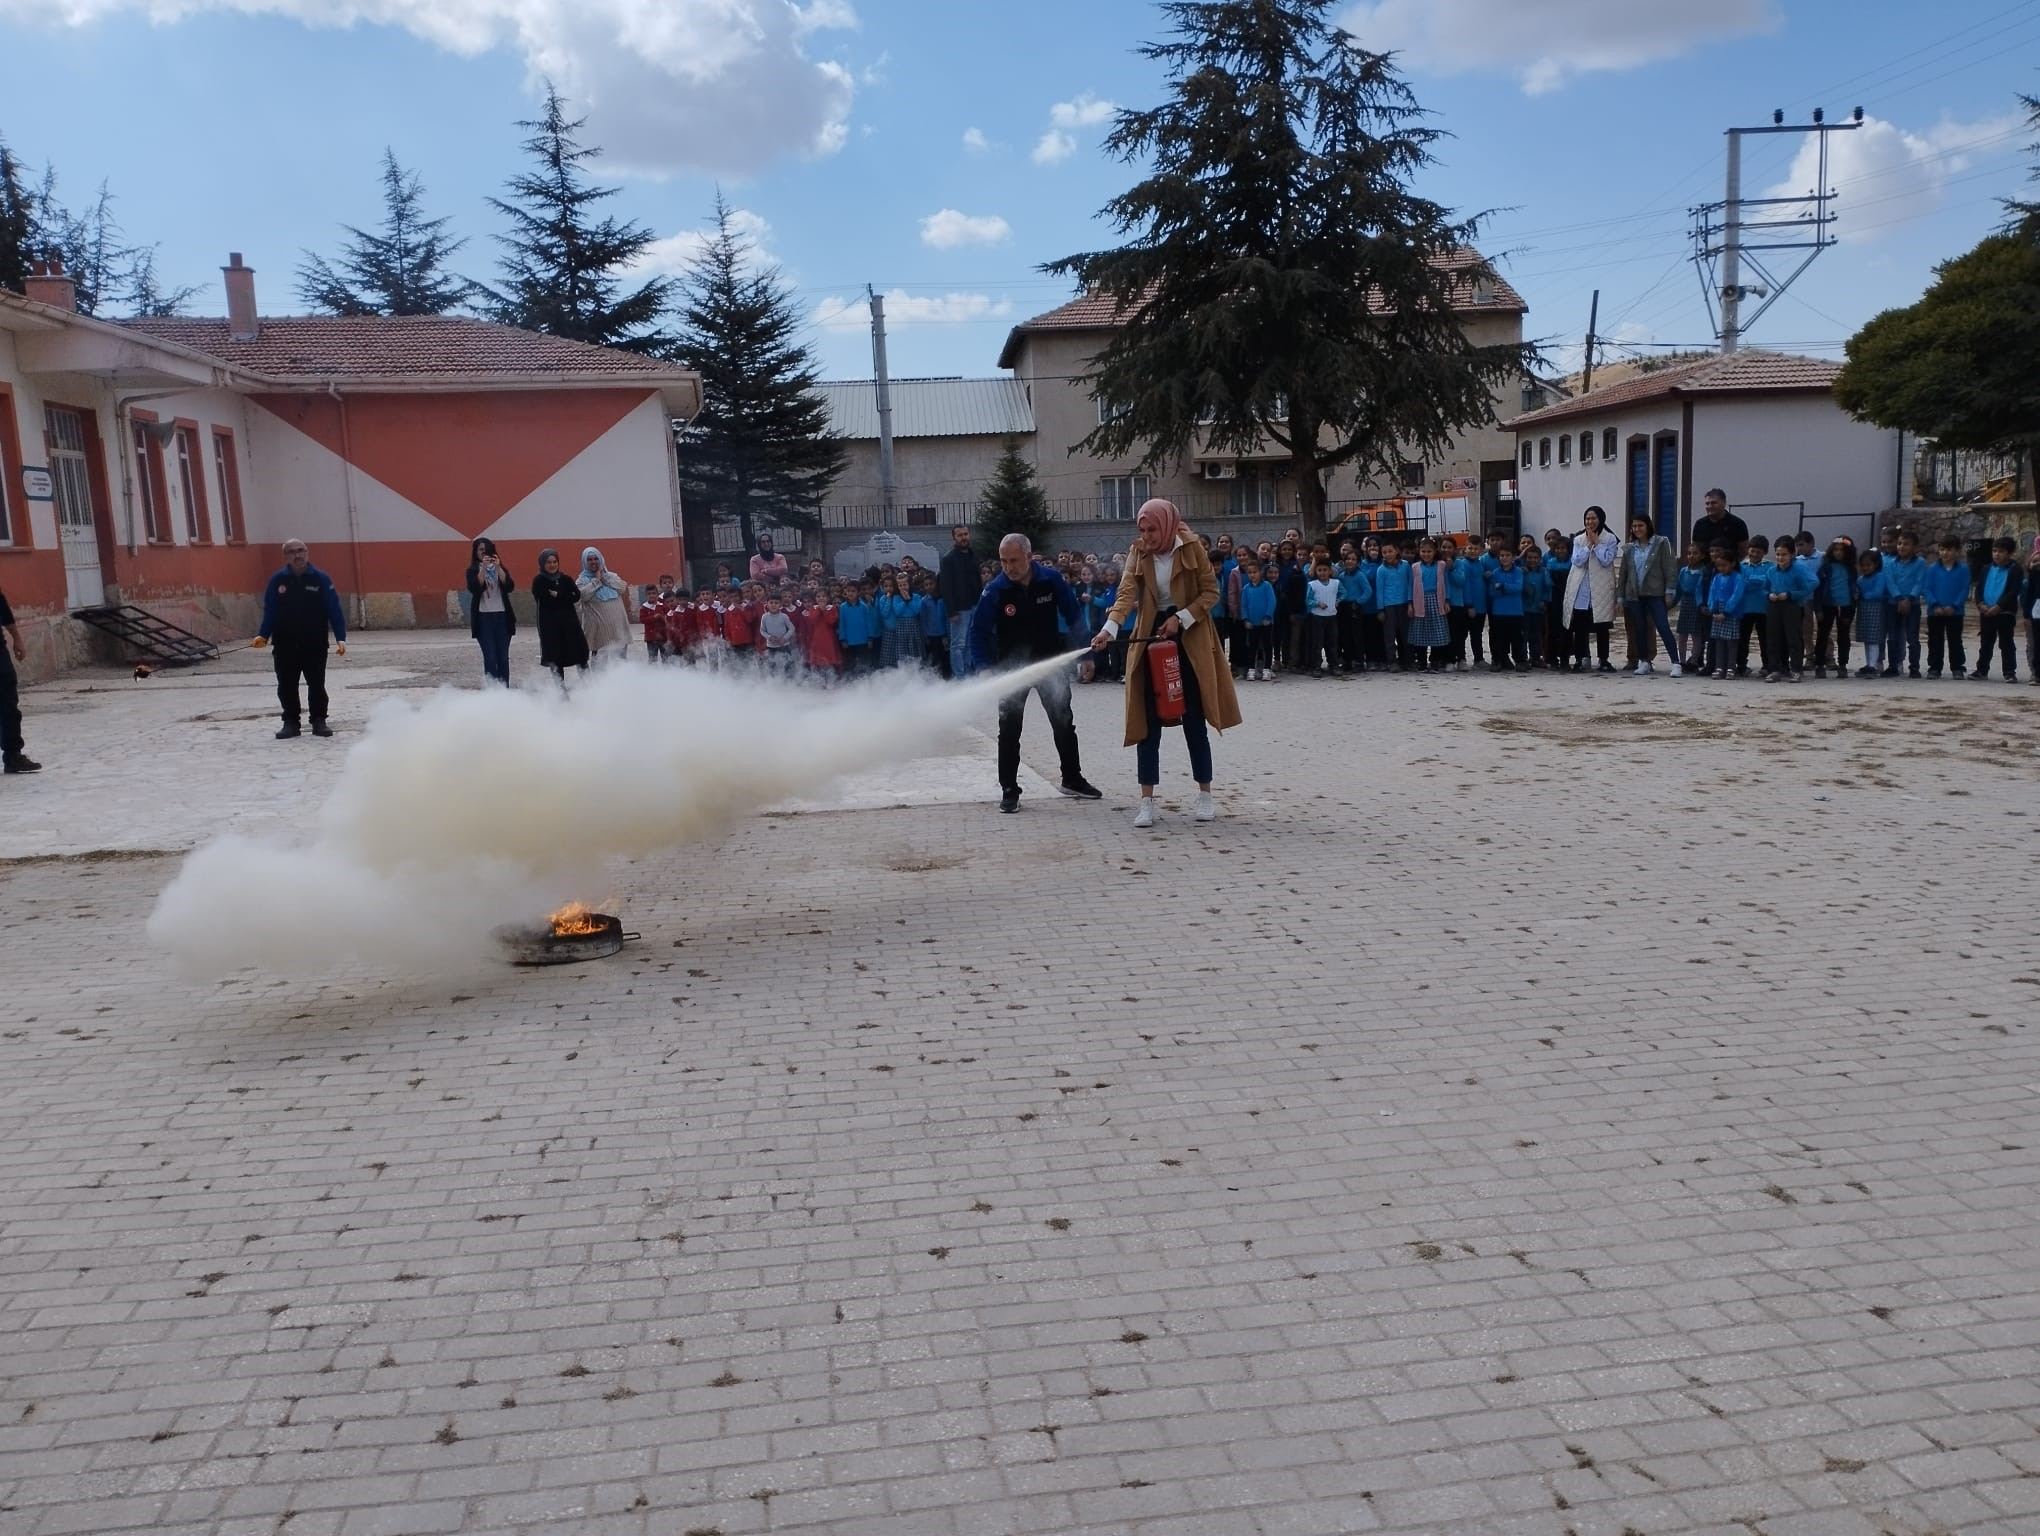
[
  {"xmin": 483, "ymin": 84, "xmax": 670, "ymax": 351},
  {"xmin": 29, "ymin": 171, "xmax": 133, "ymax": 316},
  {"xmin": 1044, "ymin": 0, "xmax": 1536, "ymax": 541},
  {"xmin": 668, "ymin": 197, "xmax": 844, "ymax": 548},
  {"xmin": 0, "ymin": 134, "xmax": 35, "ymax": 294},
  {"xmin": 297, "ymin": 150, "xmax": 475, "ymax": 316},
  {"xmin": 123, "ymin": 246, "xmax": 199, "ymax": 317},
  {"xmin": 973, "ymin": 440, "xmax": 1056, "ymax": 561},
  {"xmin": 2001, "ymin": 93, "xmax": 2040, "ymax": 240}
]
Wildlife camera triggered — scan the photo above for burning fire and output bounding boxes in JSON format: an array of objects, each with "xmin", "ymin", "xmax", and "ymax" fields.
[{"xmin": 547, "ymin": 903, "xmax": 607, "ymax": 938}]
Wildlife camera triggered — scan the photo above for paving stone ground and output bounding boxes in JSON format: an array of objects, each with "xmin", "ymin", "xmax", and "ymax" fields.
[{"xmin": 3, "ymin": 637, "xmax": 2039, "ymax": 1536}]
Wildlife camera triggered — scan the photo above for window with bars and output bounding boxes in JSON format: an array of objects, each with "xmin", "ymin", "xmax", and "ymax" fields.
[{"xmin": 1099, "ymin": 475, "xmax": 1150, "ymax": 520}]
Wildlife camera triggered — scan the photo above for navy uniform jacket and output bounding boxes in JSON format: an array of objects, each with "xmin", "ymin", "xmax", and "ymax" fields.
[
  {"xmin": 970, "ymin": 563, "xmax": 1083, "ymax": 670},
  {"xmin": 259, "ymin": 565, "xmax": 348, "ymax": 651}
]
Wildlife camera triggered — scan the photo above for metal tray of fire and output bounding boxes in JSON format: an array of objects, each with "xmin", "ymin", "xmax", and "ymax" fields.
[{"xmin": 498, "ymin": 910, "xmax": 640, "ymax": 966}]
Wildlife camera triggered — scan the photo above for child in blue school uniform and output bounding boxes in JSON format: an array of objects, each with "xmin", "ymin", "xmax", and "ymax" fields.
[
  {"xmin": 1374, "ymin": 540, "xmax": 1414, "ymax": 670},
  {"xmin": 1810, "ymin": 538, "xmax": 1860, "ymax": 678},
  {"xmin": 1673, "ymin": 543, "xmax": 1710, "ymax": 674},
  {"xmin": 1705, "ymin": 547, "xmax": 1747, "ymax": 678},
  {"xmin": 1761, "ymin": 538, "xmax": 1815, "ymax": 681},
  {"xmin": 1334, "ymin": 550, "xmax": 1372, "ymax": 674},
  {"xmin": 1923, "ymin": 536, "xmax": 1971, "ymax": 678},
  {"xmin": 1486, "ymin": 547, "xmax": 1528, "ymax": 671},
  {"xmin": 1358, "ymin": 537, "xmax": 1385, "ymax": 666},
  {"xmin": 1520, "ymin": 549, "xmax": 1551, "ymax": 667},
  {"xmin": 1852, "ymin": 551, "xmax": 1889, "ymax": 680},
  {"xmin": 1236, "ymin": 558, "xmax": 1278, "ymax": 680},
  {"xmin": 836, "ymin": 584, "xmax": 876, "ymax": 674},
  {"xmin": 1883, "ymin": 531, "xmax": 1928, "ymax": 677},
  {"xmin": 1735, "ymin": 535, "xmax": 1771, "ymax": 676},
  {"xmin": 1448, "ymin": 542, "xmax": 1487, "ymax": 670},
  {"xmin": 916, "ymin": 574, "xmax": 950, "ymax": 676}
]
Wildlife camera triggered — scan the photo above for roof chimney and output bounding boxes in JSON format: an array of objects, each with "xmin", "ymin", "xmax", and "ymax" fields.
[
  {"xmin": 223, "ymin": 252, "xmax": 259, "ymax": 342},
  {"xmin": 23, "ymin": 258, "xmax": 78, "ymax": 314}
]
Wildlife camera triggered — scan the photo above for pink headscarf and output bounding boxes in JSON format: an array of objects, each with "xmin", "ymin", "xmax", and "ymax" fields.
[{"xmin": 1135, "ymin": 498, "xmax": 1183, "ymax": 553}]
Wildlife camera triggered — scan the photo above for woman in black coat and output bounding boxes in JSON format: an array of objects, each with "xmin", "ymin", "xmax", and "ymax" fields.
[
  {"xmin": 465, "ymin": 536, "xmax": 517, "ymax": 686},
  {"xmin": 531, "ymin": 547, "xmax": 589, "ymax": 683}
]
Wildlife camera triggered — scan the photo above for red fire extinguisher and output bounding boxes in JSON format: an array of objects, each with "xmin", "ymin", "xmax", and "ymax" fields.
[{"xmin": 1146, "ymin": 636, "xmax": 1186, "ymax": 725}]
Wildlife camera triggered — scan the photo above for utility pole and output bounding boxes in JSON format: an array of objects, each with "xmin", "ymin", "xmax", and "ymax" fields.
[
  {"xmin": 1692, "ymin": 108, "xmax": 1863, "ymax": 355},
  {"xmin": 1581, "ymin": 289, "xmax": 1600, "ymax": 394},
  {"xmin": 868, "ymin": 286, "xmax": 897, "ymax": 525}
]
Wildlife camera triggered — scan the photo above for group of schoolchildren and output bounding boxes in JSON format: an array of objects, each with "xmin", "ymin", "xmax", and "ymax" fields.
[
  {"xmin": 1689, "ymin": 529, "xmax": 2035, "ymax": 682},
  {"xmin": 633, "ymin": 567, "xmax": 962, "ymax": 680}
]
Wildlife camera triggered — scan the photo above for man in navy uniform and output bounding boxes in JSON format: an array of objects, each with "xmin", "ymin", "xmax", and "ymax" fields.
[
  {"xmin": 252, "ymin": 538, "xmax": 347, "ymax": 739},
  {"xmin": 0, "ymin": 582, "xmax": 39, "ymax": 773},
  {"xmin": 970, "ymin": 533, "xmax": 1102, "ymax": 813}
]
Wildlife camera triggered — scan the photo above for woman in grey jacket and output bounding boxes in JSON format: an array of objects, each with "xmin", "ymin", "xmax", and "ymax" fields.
[{"xmin": 1617, "ymin": 513, "xmax": 1681, "ymax": 676}]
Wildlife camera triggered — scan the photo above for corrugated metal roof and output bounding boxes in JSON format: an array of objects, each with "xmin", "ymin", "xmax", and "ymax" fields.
[{"xmin": 817, "ymin": 376, "xmax": 1035, "ymax": 440}]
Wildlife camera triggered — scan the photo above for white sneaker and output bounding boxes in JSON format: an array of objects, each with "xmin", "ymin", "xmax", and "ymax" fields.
[
  {"xmin": 1631, "ymin": 660, "xmax": 1650, "ymax": 676},
  {"xmin": 1193, "ymin": 792, "xmax": 1216, "ymax": 822},
  {"xmin": 1669, "ymin": 662, "xmax": 1683, "ymax": 677},
  {"xmin": 1133, "ymin": 799, "xmax": 1156, "ymax": 828}
]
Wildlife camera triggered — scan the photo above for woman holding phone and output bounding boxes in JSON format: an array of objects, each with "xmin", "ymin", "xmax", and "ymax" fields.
[{"xmin": 464, "ymin": 536, "xmax": 517, "ymax": 686}]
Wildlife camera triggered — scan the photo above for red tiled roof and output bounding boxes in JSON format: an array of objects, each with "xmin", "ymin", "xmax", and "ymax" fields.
[
  {"xmin": 997, "ymin": 248, "xmax": 1527, "ymax": 365},
  {"xmin": 119, "ymin": 315, "xmax": 689, "ymax": 383},
  {"xmin": 1504, "ymin": 351, "xmax": 1842, "ymax": 429}
]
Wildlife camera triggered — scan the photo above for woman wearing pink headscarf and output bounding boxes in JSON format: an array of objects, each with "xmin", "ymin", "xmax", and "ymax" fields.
[{"xmin": 1092, "ymin": 499, "xmax": 1242, "ymax": 827}]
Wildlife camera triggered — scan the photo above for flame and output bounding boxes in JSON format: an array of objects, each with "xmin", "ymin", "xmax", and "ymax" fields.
[{"xmin": 547, "ymin": 902, "xmax": 607, "ymax": 938}]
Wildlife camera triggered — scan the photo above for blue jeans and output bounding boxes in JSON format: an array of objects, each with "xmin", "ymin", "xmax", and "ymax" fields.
[
  {"xmin": 1624, "ymin": 595, "xmax": 1677, "ymax": 661},
  {"xmin": 475, "ymin": 611, "xmax": 511, "ymax": 685},
  {"xmin": 1136, "ymin": 649, "xmax": 1213, "ymax": 788},
  {"xmin": 947, "ymin": 614, "xmax": 975, "ymax": 679}
]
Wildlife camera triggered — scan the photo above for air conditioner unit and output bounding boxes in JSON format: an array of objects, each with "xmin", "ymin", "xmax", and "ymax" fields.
[{"xmin": 1202, "ymin": 462, "xmax": 1238, "ymax": 481}]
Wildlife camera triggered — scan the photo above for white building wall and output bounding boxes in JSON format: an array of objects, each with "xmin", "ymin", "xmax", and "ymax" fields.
[
  {"xmin": 1689, "ymin": 396, "xmax": 1902, "ymax": 549},
  {"xmin": 1515, "ymin": 402, "xmax": 1679, "ymax": 537}
]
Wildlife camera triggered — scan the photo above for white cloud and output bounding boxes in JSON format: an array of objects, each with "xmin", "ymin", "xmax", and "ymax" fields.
[
  {"xmin": 1033, "ymin": 129, "xmax": 1078, "ymax": 165},
  {"xmin": 0, "ymin": 0, "xmax": 859, "ymax": 176},
  {"xmin": 1339, "ymin": 0, "xmax": 1776, "ymax": 95},
  {"xmin": 919, "ymin": 208, "xmax": 1011, "ymax": 249},
  {"xmin": 962, "ymin": 127, "xmax": 989, "ymax": 153},
  {"xmin": 1049, "ymin": 93, "xmax": 1117, "ymax": 129},
  {"xmin": 1764, "ymin": 112, "xmax": 2025, "ymax": 242},
  {"xmin": 628, "ymin": 208, "xmax": 776, "ymax": 280},
  {"xmin": 813, "ymin": 290, "xmax": 1014, "ymax": 331}
]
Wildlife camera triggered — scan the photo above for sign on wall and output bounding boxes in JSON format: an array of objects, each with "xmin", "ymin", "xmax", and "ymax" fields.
[
  {"xmin": 834, "ymin": 529, "xmax": 942, "ymax": 578},
  {"xmin": 20, "ymin": 467, "xmax": 54, "ymax": 501}
]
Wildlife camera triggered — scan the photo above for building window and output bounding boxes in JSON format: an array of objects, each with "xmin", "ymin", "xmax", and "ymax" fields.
[
  {"xmin": 174, "ymin": 425, "xmax": 210, "ymax": 542},
  {"xmin": 211, "ymin": 429, "xmax": 244, "ymax": 544},
  {"xmin": 1228, "ymin": 475, "xmax": 1278, "ymax": 518},
  {"xmin": 1538, "ymin": 438, "xmax": 1551, "ymax": 468},
  {"xmin": 1601, "ymin": 427, "xmax": 1618, "ymax": 461},
  {"xmin": 1558, "ymin": 435, "xmax": 1571, "ymax": 467},
  {"xmin": 1578, "ymin": 431, "xmax": 1594, "ymax": 464},
  {"xmin": 132, "ymin": 418, "xmax": 171, "ymax": 543},
  {"xmin": 905, "ymin": 505, "xmax": 937, "ymax": 527},
  {"xmin": 1625, "ymin": 437, "xmax": 1650, "ymax": 526},
  {"xmin": 1398, "ymin": 460, "xmax": 1425, "ymax": 490},
  {"xmin": 1520, "ymin": 440, "xmax": 1533, "ymax": 470},
  {"xmin": 0, "ymin": 383, "xmax": 23, "ymax": 546},
  {"xmin": 1096, "ymin": 396, "xmax": 1131, "ymax": 426},
  {"xmin": 1099, "ymin": 475, "xmax": 1150, "ymax": 520}
]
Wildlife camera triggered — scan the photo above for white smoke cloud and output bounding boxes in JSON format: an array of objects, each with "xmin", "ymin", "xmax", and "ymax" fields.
[
  {"xmin": 0, "ymin": 0, "xmax": 858, "ymax": 175},
  {"xmin": 1339, "ymin": 0, "xmax": 1776, "ymax": 95},
  {"xmin": 813, "ymin": 290, "xmax": 1014, "ymax": 331},
  {"xmin": 1764, "ymin": 112, "xmax": 2028, "ymax": 242},
  {"xmin": 148, "ymin": 655, "xmax": 1083, "ymax": 979},
  {"xmin": 919, "ymin": 209, "xmax": 1012, "ymax": 249}
]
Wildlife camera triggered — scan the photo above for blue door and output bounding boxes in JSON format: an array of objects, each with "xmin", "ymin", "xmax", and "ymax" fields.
[{"xmin": 1653, "ymin": 435, "xmax": 1679, "ymax": 536}]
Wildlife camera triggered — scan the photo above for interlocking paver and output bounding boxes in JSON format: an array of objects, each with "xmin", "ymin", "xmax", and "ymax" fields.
[{"xmin": 4, "ymin": 634, "xmax": 2040, "ymax": 1533}]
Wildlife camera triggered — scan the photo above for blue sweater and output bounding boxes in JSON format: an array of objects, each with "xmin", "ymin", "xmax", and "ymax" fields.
[
  {"xmin": 1764, "ymin": 561, "xmax": 1816, "ymax": 604},
  {"xmin": 1924, "ymin": 561, "xmax": 1970, "ymax": 612},
  {"xmin": 1737, "ymin": 560, "xmax": 1771, "ymax": 616},
  {"xmin": 1885, "ymin": 555, "xmax": 1929, "ymax": 603},
  {"xmin": 919, "ymin": 595, "xmax": 948, "ymax": 638},
  {"xmin": 837, "ymin": 599, "xmax": 875, "ymax": 647},
  {"xmin": 1486, "ymin": 566, "xmax": 1526, "ymax": 617},
  {"xmin": 1237, "ymin": 579, "xmax": 1277, "ymax": 626},
  {"xmin": 1373, "ymin": 561, "xmax": 1414, "ymax": 607},
  {"xmin": 1455, "ymin": 556, "xmax": 1488, "ymax": 613},
  {"xmin": 1522, "ymin": 566, "xmax": 1552, "ymax": 611},
  {"xmin": 1674, "ymin": 564, "xmax": 1709, "ymax": 614},
  {"xmin": 1707, "ymin": 571, "xmax": 1746, "ymax": 615},
  {"xmin": 1336, "ymin": 566, "xmax": 1373, "ymax": 609}
]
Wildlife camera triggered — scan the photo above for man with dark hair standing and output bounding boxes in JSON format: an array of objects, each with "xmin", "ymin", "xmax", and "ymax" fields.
[
  {"xmin": 938, "ymin": 523, "xmax": 985, "ymax": 679},
  {"xmin": 252, "ymin": 539, "xmax": 347, "ymax": 739},
  {"xmin": 971, "ymin": 533, "xmax": 1101, "ymax": 813},
  {"xmin": 0, "ymin": 583, "xmax": 40, "ymax": 773},
  {"xmin": 1690, "ymin": 489, "xmax": 1749, "ymax": 560}
]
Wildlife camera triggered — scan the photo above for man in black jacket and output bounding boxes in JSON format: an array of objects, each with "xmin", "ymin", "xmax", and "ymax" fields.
[
  {"xmin": 970, "ymin": 534, "xmax": 1101, "ymax": 813},
  {"xmin": 1690, "ymin": 489, "xmax": 1750, "ymax": 561},
  {"xmin": 937, "ymin": 524, "xmax": 984, "ymax": 679},
  {"xmin": 253, "ymin": 539, "xmax": 348, "ymax": 739},
  {"xmin": 0, "ymin": 583, "xmax": 39, "ymax": 773}
]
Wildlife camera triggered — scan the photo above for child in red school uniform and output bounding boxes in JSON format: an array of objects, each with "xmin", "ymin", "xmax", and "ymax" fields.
[
  {"xmin": 803, "ymin": 586, "xmax": 844, "ymax": 681},
  {"xmin": 721, "ymin": 586, "xmax": 755, "ymax": 655},
  {"xmin": 640, "ymin": 584, "xmax": 673, "ymax": 662},
  {"xmin": 665, "ymin": 590, "xmax": 698, "ymax": 660}
]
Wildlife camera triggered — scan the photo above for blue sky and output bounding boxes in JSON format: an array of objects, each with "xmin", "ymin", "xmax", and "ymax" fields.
[{"xmin": 1, "ymin": 0, "xmax": 2035, "ymax": 384}]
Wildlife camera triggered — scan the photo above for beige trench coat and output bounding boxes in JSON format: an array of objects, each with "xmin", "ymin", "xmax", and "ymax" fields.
[{"xmin": 1102, "ymin": 533, "xmax": 1244, "ymax": 748}]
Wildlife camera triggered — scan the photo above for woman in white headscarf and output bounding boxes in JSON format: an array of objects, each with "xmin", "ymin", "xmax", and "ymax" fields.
[{"xmin": 576, "ymin": 546, "xmax": 632, "ymax": 660}]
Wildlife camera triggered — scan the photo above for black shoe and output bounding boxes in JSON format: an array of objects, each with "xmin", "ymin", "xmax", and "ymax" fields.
[
  {"xmin": 1058, "ymin": 777, "xmax": 1103, "ymax": 800},
  {"xmin": 2, "ymin": 753, "xmax": 40, "ymax": 774},
  {"xmin": 999, "ymin": 788, "xmax": 1021, "ymax": 813},
  {"xmin": 310, "ymin": 721, "xmax": 334, "ymax": 737},
  {"xmin": 276, "ymin": 724, "xmax": 301, "ymax": 739}
]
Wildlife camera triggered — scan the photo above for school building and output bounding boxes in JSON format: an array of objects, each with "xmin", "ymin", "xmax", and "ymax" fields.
[{"xmin": 0, "ymin": 256, "xmax": 702, "ymax": 681}]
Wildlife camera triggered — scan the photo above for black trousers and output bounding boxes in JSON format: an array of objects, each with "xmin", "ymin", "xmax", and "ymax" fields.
[
  {"xmin": 1489, "ymin": 615, "xmax": 1526, "ymax": 668},
  {"xmin": 0, "ymin": 650, "xmax": 22, "ymax": 757},
  {"xmin": 1927, "ymin": 614, "xmax": 1966, "ymax": 674},
  {"xmin": 1813, "ymin": 606, "xmax": 1854, "ymax": 670},
  {"xmin": 1544, "ymin": 604, "xmax": 1569, "ymax": 666},
  {"xmin": 274, "ymin": 645, "xmax": 329, "ymax": 725},
  {"xmin": 1736, "ymin": 613, "xmax": 1769, "ymax": 674},
  {"xmin": 1244, "ymin": 626, "xmax": 1273, "ymax": 670},
  {"xmin": 1568, "ymin": 610, "xmax": 1611, "ymax": 665},
  {"xmin": 1466, "ymin": 611, "xmax": 1487, "ymax": 663},
  {"xmin": 997, "ymin": 670, "xmax": 1082, "ymax": 792},
  {"xmin": 1336, "ymin": 604, "xmax": 1366, "ymax": 670},
  {"xmin": 1976, "ymin": 614, "xmax": 2018, "ymax": 676},
  {"xmin": 1765, "ymin": 601, "xmax": 1804, "ymax": 675}
]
